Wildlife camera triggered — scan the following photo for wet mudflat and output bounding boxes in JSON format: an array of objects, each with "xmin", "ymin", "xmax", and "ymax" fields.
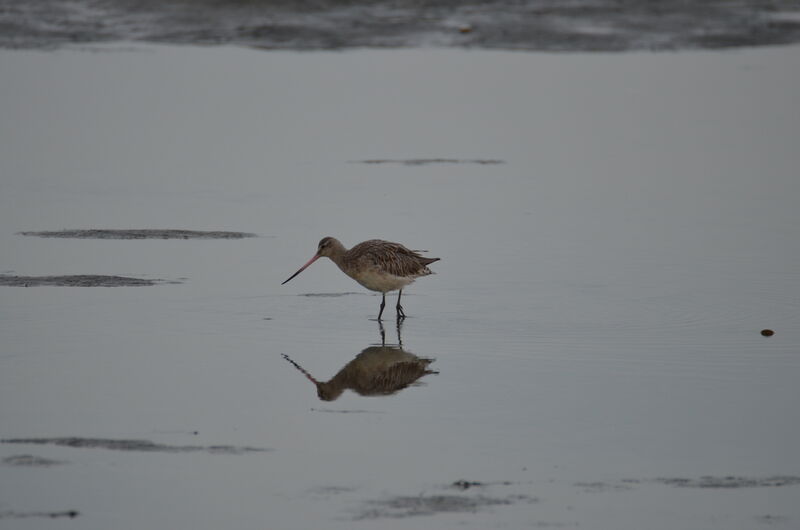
[{"xmin": 1, "ymin": 43, "xmax": 799, "ymax": 529}]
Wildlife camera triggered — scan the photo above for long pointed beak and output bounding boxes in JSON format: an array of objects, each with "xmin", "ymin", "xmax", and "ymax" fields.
[
  {"xmin": 281, "ymin": 253, "xmax": 321, "ymax": 285},
  {"xmin": 281, "ymin": 353, "xmax": 319, "ymax": 384}
]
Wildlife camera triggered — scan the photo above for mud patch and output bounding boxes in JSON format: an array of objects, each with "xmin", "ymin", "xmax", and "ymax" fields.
[
  {"xmin": 574, "ymin": 481, "xmax": 636, "ymax": 493},
  {"xmin": 655, "ymin": 476, "xmax": 800, "ymax": 489},
  {"xmin": 2, "ymin": 454, "xmax": 66, "ymax": 467},
  {"xmin": 353, "ymin": 158, "xmax": 505, "ymax": 166},
  {"xmin": 569, "ymin": 476, "xmax": 800, "ymax": 492},
  {"xmin": 0, "ymin": 275, "xmax": 177, "ymax": 287},
  {"xmin": 18, "ymin": 229, "xmax": 257, "ymax": 239},
  {"xmin": 1, "ymin": 437, "xmax": 270, "ymax": 455},
  {"xmin": 355, "ymin": 493, "xmax": 536, "ymax": 519},
  {"xmin": 0, "ymin": 510, "xmax": 79, "ymax": 520},
  {"xmin": 450, "ymin": 479, "xmax": 514, "ymax": 490}
]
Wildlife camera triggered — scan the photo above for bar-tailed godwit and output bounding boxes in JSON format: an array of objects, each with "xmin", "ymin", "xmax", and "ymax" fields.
[
  {"xmin": 282, "ymin": 348, "xmax": 437, "ymax": 401},
  {"xmin": 281, "ymin": 237, "xmax": 439, "ymax": 320}
]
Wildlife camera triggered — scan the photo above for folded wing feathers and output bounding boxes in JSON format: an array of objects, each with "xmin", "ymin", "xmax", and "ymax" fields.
[{"xmin": 350, "ymin": 240, "xmax": 440, "ymax": 278}]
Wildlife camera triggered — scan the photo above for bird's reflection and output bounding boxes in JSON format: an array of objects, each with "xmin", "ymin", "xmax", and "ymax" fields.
[{"xmin": 282, "ymin": 321, "xmax": 437, "ymax": 401}]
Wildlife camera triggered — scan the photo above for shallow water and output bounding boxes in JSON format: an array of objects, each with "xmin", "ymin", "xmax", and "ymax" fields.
[{"xmin": 1, "ymin": 44, "xmax": 799, "ymax": 529}]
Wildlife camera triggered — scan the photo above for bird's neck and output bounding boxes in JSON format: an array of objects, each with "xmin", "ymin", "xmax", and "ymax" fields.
[{"xmin": 326, "ymin": 242, "xmax": 348, "ymax": 269}]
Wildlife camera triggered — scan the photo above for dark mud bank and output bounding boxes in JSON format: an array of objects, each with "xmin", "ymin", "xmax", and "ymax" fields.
[
  {"xmin": 0, "ymin": 275, "xmax": 178, "ymax": 287},
  {"xmin": 19, "ymin": 229, "xmax": 257, "ymax": 240},
  {"xmin": 1, "ymin": 437, "xmax": 271, "ymax": 454},
  {"xmin": 356, "ymin": 494, "xmax": 537, "ymax": 520},
  {"xmin": 0, "ymin": 510, "xmax": 79, "ymax": 520},
  {"xmin": 1, "ymin": 0, "xmax": 799, "ymax": 52}
]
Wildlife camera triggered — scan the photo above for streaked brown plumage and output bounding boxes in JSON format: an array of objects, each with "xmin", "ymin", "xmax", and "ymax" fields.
[
  {"xmin": 281, "ymin": 237, "xmax": 439, "ymax": 320},
  {"xmin": 282, "ymin": 347, "xmax": 438, "ymax": 401}
]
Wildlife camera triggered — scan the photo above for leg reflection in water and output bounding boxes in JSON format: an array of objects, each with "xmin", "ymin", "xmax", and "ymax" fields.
[{"xmin": 377, "ymin": 318, "xmax": 404, "ymax": 347}]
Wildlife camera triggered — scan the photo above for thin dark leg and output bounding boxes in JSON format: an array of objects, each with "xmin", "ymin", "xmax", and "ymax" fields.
[
  {"xmin": 377, "ymin": 293, "xmax": 386, "ymax": 321},
  {"xmin": 396, "ymin": 290, "xmax": 406, "ymax": 320}
]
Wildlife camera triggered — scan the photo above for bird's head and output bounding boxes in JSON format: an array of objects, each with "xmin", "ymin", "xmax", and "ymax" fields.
[
  {"xmin": 316, "ymin": 236, "xmax": 339, "ymax": 258},
  {"xmin": 281, "ymin": 237, "xmax": 343, "ymax": 285}
]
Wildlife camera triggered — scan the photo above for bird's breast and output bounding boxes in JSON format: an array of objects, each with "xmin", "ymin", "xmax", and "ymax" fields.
[{"xmin": 348, "ymin": 268, "xmax": 414, "ymax": 293}]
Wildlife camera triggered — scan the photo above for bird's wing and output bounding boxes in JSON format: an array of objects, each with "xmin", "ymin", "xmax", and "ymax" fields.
[{"xmin": 350, "ymin": 240, "xmax": 435, "ymax": 277}]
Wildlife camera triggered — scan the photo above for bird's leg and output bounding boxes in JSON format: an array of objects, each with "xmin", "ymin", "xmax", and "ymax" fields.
[
  {"xmin": 396, "ymin": 290, "xmax": 406, "ymax": 320},
  {"xmin": 377, "ymin": 293, "xmax": 386, "ymax": 321}
]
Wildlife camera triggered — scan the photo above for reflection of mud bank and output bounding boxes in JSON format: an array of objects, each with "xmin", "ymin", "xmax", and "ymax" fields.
[
  {"xmin": 18, "ymin": 229, "xmax": 257, "ymax": 239},
  {"xmin": 0, "ymin": 275, "xmax": 177, "ymax": 287},
  {"xmin": 1, "ymin": 437, "xmax": 271, "ymax": 454}
]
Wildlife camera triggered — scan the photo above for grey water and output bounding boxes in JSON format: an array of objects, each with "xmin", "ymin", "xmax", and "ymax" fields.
[{"xmin": 1, "ymin": 35, "xmax": 799, "ymax": 530}]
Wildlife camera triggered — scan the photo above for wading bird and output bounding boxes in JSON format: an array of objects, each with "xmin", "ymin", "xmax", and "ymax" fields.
[{"xmin": 281, "ymin": 237, "xmax": 439, "ymax": 320}]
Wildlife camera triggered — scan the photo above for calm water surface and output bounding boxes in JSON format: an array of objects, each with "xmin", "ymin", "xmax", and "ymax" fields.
[{"xmin": 1, "ymin": 45, "xmax": 799, "ymax": 529}]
